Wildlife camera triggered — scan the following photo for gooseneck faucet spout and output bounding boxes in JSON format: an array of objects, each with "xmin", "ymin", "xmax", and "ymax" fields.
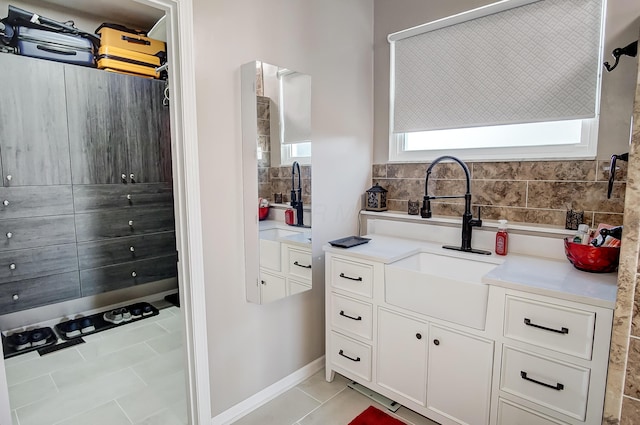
[
  {"xmin": 421, "ymin": 155, "xmax": 490, "ymax": 255},
  {"xmin": 291, "ymin": 161, "xmax": 304, "ymax": 226}
]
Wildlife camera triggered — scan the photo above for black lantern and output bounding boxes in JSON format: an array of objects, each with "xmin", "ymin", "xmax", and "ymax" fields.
[{"xmin": 365, "ymin": 183, "xmax": 388, "ymax": 212}]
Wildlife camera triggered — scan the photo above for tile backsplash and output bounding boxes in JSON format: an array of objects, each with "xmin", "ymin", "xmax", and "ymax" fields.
[{"xmin": 373, "ymin": 160, "xmax": 627, "ymax": 227}]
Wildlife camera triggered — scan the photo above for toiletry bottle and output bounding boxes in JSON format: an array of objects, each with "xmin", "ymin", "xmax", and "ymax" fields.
[
  {"xmin": 495, "ymin": 219, "xmax": 508, "ymax": 256},
  {"xmin": 285, "ymin": 208, "xmax": 295, "ymax": 225},
  {"xmin": 574, "ymin": 224, "xmax": 589, "ymax": 244}
]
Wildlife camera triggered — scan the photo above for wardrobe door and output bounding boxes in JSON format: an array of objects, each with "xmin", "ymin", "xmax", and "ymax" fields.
[{"xmin": 0, "ymin": 55, "xmax": 72, "ymax": 186}]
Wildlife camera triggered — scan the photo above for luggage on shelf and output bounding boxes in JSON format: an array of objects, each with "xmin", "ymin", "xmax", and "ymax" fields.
[
  {"xmin": 96, "ymin": 44, "xmax": 160, "ymax": 78},
  {"xmin": 15, "ymin": 26, "xmax": 95, "ymax": 66},
  {"xmin": 96, "ymin": 23, "xmax": 166, "ymax": 59}
]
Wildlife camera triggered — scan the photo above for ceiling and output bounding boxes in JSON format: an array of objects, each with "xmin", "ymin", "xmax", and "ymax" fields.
[{"xmin": 39, "ymin": 0, "xmax": 164, "ymax": 30}]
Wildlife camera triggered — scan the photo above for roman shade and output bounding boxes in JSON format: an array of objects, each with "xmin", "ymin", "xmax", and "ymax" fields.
[
  {"xmin": 280, "ymin": 70, "xmax": 311, "ymax": 144},
  {"xmin": 389, "ymin": 0, "xmax": 604, "ymax": 133}
]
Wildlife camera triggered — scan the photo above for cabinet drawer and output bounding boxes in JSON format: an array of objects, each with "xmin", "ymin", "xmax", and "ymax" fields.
[
  {"xmin": 500, "ymin": 346, "xmax": 590, "ymax": 421},
  {"xmin": 0, "ymin": 271, "xmax": 80, "ymax": 314},
  {"xmin": 330, "ymin": 331, "xmax": 372, "ymax": 382},
  {"xmin": 73, "ymin": 184, "xmax": 173, "ymax": 212},
  {"xmin": 80, "ymin": 254, "xmax": 178, "ymax": 296},
  {"xmin": 286, "ymin": 246, "xmax": 312, "ymax": 281},
  {"xmin": 504, "ymin": 296, "xmax": 595, "ymax": 360},
  {"xmin": 288, "ymin": 278, "xmax": 311, "ymax": 296},
  {"xmin": 0, "ymin": 244, "xmax": 78, "ymax": 283},
  {"xmin": 331, "ymin": 294, "xmax": 373, "ymax": 340},
  {"xmin": 0, "ymin": 186, "xmax": 73, "ymax": 219},
  {"xmin": 330, "ymin": 257, "xmax": 373, "ymax": 298},
  {"xmin": 75, "ymin": 207, "xmax": 175, "ymax": 242},
  {"xmin": 497, "ymin": 399, "xmax": 567, "ymax": 425},
  {"xmin": 0, "ymin": 216, "xmax": 76, "ymax": 251},
  {"xmin": 77, "ymin": 232, "xmax": 176, "ymax": 269}
]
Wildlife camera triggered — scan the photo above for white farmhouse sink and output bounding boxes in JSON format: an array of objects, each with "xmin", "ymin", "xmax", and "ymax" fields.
[
  {"xmin": 385, "ymin": 252, "xmax": 500, "ymax": 329},
  {"xmin": 259, "ymin": 227, "xmax": 305, "ymax": 271},
  {"xmin": 259, "ymin": 228, "xmax": 300, "ymax": 241}
]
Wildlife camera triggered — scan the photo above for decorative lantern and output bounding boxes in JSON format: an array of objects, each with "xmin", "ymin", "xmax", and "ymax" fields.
[{"xmin": 365, "ymin": 183, "xmax": 388, "ymax": 212}]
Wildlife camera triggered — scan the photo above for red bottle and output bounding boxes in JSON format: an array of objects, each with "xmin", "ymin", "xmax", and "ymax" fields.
[
  {"xmin": 495, "ymin": 219, "xmax": 508, "ymax": 256},
  {"xmin": 285, "ymin": 208, "xmax": 295, "ymax": 225}
]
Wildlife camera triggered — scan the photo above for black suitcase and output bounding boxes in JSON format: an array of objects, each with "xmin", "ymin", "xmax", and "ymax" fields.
[{"xmin": 16, "ymin": 26, "xmax": 95, "ymax": 66}]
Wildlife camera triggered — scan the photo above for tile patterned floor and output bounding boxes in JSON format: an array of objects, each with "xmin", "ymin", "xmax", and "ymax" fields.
[
  {"xmin": 232, "ymin": 370, "xmax": 439, "ymax": 425},
  {"xmin": 4, "ymin": 306, "xmax": 187, "ymax": 425}
]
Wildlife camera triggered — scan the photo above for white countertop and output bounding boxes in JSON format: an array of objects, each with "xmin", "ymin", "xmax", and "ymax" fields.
[
  {"xmin": 260, "ymin": 220, "xmax": 311, "ymax": 248},
  {"xmin": 324, "ymin": 234, "xmax": 618, "ymax": 309}
]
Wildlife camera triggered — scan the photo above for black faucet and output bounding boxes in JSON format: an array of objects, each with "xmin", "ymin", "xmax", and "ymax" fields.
[
  {"xmin": 421, "ymin": 155, "xmax": 491, "ymax": 255},
  {"xmin": 290, "ymin": 161, "xmax": 304, "ymax": 227}
]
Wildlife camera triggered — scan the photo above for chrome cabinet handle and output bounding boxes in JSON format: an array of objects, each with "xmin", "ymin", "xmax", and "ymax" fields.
[
  {"xmin": 131, "ymin": 271, "xmax": 137, "ymax": 277},
  {"xmin": 121, "ymin": 173, "xmax": 127, "ymax": 183},
  {"xmin": 128, "ymin": 220, "xmax": 134, "ymax": 226},
  {"xmin": 9, "ymin": 263, "xmax": 15, "ymax": 270},
  {"xmin": 127, "ymin": 194, "xmax": 132, "ymax": 200},
  {"xmin": 12, "ymin": 294, "xmax": 18, "ymax": 301},
  {"xmin": 129, "ymin": 173, "xmax": 135, "ymax": 182},
  {"xmin": 6, "ymin": 175, "xmax": 11, "ymax": 181},
  {"xmin": 2, "ymin": 200, "xmax": 8, "ymax": 206},
  {"xmin": 130, "ymin": 246, "xmax": 135, "ymax": 252},
  {"xmin": 6, "ymin": 232, "xmax": 12, "ymax": 239}
]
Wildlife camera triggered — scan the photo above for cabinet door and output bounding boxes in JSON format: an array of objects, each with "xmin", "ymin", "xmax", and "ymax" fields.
[
  {"xmin": 0, "ymin": 55, "xmax": 72, "ymax": 186},
  {"xmin": 377, "ymin": 308, "xmax": 428, "ymax": 406},
  {"xmin": 65, "ymin": 66, "xmax": 129, "ymax": 184},
  {"xmin": 259, "ymin": 270, "xmax": 286, "ymax": 303},
  {"xmin": 125, "ymin": 77, "xmax": 172, "ymax": 183},
  {"xmin": 427, "ymin": 324, "xmax": 493, "ymax": 425}
]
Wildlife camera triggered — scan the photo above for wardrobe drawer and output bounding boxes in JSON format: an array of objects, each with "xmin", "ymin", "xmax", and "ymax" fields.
[
  {"xmin": 285, "ymin": 246, "xmax": 312, "ymax": 281},
  {"xmin": 497, "ymin": 398, "xmax": 568, "ymax": 425},
  {"xmin": 73, "ymin": 183, "xmax": 173, "ymax": 212},
  {"xmin": 0, "ymin": 186, "xmax": 73, "ymax": 219},
  {"xmin": 0, "ymin": 215, "xmax": 76, "ymax": 251},
  {"xmin": 330, "ymin": 331, "xmax": 372, "ymax": 382},
  {"xmin": 0, "ymin": 244, "xmax": 78, "ymax": 283},
  {"xmin": 500, "ymin": 346, "xmax": 590, "ymax": 421},
  {"xmin": 80, "ymin": 254, "xmax": 178, "ymax": 296},
  {"xmin": 75, "ymin": 207, "xmax": 175, "ymax": 242},
  {"xmin": 0, "ymin": 271, "xmax": 80, "ymax": 314},
  {"xmin": 330, "ymin": 257, "xmax": 373, "ymax": 298},
  {"xmin": 77, "ymin": 232, "xmax": 176, "ymax": 269},
  {"xmin": 504, "ymin": 295, "xmax": 595, "ymax": 360},
  {"xmin": 331, "ymin": 293, "xmax": 373, "ymax": 340}
]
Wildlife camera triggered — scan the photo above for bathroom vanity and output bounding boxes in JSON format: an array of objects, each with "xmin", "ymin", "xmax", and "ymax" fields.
[{"xmin": 324, "ymin": 218, "xmax": 617, "ymax": 425}]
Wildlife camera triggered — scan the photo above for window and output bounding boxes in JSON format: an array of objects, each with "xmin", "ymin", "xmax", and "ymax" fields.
[
  {"xmin": 281, "ymin": 141, "xmax": 311, "ymax": 165},
  {"xmin": 388, "ymin": 0, "xmax": 605, "ymax": 162}
]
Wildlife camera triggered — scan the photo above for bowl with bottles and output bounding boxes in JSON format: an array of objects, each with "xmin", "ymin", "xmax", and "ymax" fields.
[{"xmin": 563, "ymin": 238, "xmax": 620, "ymax": 273}]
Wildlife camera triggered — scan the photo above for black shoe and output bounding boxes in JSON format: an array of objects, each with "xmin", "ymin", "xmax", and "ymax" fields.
[
  {"xmin": 142, "ymin": 304, "xmax": 154, "ymax": 316},
  {"xmin": 130, "ymin": 306, "xmax": 143, "ymax": 319},
  {"xmin": 7, "ymin": 332, "xmax": 30, "ymax": 350},
  {"xmin": 59, "ymin": 320, "xmax": 81, "ymax": 338},
  {"xmin": 29, "ymin": 327, "xmax": 53, "ymax": 347},
  {"xmin": 79, "ymin": 318, "xmax": 95, "ymax": 334}
]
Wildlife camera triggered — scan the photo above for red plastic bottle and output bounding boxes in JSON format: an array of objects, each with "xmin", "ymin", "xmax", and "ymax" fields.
[
  {"xmin": 285, "ymin": 208, "xmax": 295, "ymax": 225},
  {"xmin": 495, "ymin": 219, "xmax": 508, "ymax": 256}
]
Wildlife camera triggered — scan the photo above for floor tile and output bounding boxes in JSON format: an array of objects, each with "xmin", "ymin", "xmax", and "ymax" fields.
[
  {"xmin": 15, "ymin": 368, "xmax": 146, "ymax": 425},
  {"xmin": 8, "ymin": 374, "xmax": 58, "ymax": 410},
  {"xmin": 54, "ymin": 401, "xmax": 132, "ymax": 425},
  {"xmin": 155, "ymin": 314, "xmax": 183, "ymax": 333},
  {"xmin": 131, "ymin": 346, "xmax": 184, "ymax": 384},
  {"xmin": 297, "ymin": 387, "xmax": 376, "ymax": 425},
  {"xmin": 145, "ymin": 330, "xmax": 184, "ymax": 354},
  {"xmin": 4, "ymin": 350, "xmax": 39, "ymax": 367},
  {"xmin": 12, "ymin": 409, "xmax": 18, "ymax": 425},
  {"xmin": 133, "ymin": 409, "xmax": 185, "ymax": 425},
  {"xmin": 233, "ymin": 388, "xmax": 320, "ymax": 425},
  {"xmin": 296, "ymin": 370, "xmax": 350, "ymax": 403},
  {"xmin": 51, "ymin": 343, "xmax": 156, "ymax": 389},
  {"xmin": 5, "ymin": 348, "xmax": 84, "ymax": 386},
  {"xmin": 76, "ymin": 323, "xmax": 168, "ymax": 360},
  {"xmin": 117, "ymin": 370, "xmax": 186, "ymax": 423}
]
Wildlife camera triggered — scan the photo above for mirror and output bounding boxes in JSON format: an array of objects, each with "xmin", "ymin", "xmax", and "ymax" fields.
[{"xmin": 241, "ymin": 61, "xmax": 312, "ymax": 304}]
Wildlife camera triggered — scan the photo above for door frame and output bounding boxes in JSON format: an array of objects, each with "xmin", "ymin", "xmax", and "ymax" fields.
[{"xmin": 0, "ymin": 0, "xmax": 211, "ymax": 423}]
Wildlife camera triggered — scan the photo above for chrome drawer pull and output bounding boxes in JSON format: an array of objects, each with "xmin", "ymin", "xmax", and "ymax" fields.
[
  {"xmin": 293, "ymin": 261, "xmax": 311, "ymax": 269},
  {"xmin": 520, "ymin": 371, "xmax": 564, "ymax": 391},
  {"xmin": 524, "ymin": 318, "xmax": 569, "ymax": 334},
  {"xmin": 128, "ymin": 220, "xmax": 134, "ymax": 226},
  {"xmin": 5, "ymin": 175, "xmax": 11, "ymax": 181},
  {"xmin": 131, "ymin": 271, "xmax": 137, "ymax": 277},
  {"xmin": 338, "ymin": 349, "xmax": 360, "ymax": 362},
  {"xmin": 6, "ymin": 232, "xmax": 12, "ymax": 239},
  {"xmin": 127, "ymin": 194, "xmax": 132, "ymax": 201},
  {"xmin": 2, "ymin": 200, "xmax": 8, "ymax": 206},
  {"xmin": 339, "ymin": 272, "xmax": 362, "ymax": 282},
  {"xmin": 9, "ymin": 263, "xmax": 15, "ymax": 270},
  {"xmin": 121, "ymin": 173, "xmax": 127, "ymax": 183},
  {"xmin": 339, "ymin": 310, "xmax": 362, "ymax": 321},
  {"xmin": 12, "ymin": 294, "xmax": 18, "ymax": 301}
]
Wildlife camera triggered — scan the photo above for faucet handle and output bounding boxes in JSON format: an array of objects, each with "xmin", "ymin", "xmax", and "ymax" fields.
[{"xmin": 471, "ymin": 206, "xmax": 483, "ymax": 227}]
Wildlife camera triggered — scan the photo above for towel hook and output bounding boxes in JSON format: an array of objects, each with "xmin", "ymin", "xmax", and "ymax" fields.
[{"xmin": 603, "ymin": 40, "xmax": 638, "ymax": 72}]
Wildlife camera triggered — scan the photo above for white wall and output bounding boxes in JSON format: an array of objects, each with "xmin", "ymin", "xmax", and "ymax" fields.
[
  {"xmin": 192, "ymin": 0, "xmax": 374, "ymax": 416},
  {"xmin": 373, "ymin": 0, "xmax": 640, "ymax": 163}
]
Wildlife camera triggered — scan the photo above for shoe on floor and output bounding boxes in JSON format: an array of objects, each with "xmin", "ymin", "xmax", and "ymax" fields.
[
  {"xmin": 142, "ymin": 304, "xmax": 154, "ymax": 316},
  {"xmin": 7, "ymin": 332, "xmax": 30, "ymax": 350},
  {"xmin": 29, "ymin": 327, "xmax": 53, "ymax": 347},
  {"xmin": 103, "ymin": 309, "xmax": 124, "ymax": 325},
  {"xmin": 130, "ymin": 306, "xmax": 143, "ymax": 319},
  {"xmin": 120, "ymin": 307, "xmax": 132, "ymax": 322},
  {"xmin": 59, "ymin": 320, "xmax": 81, "ymax": 338},
  {"xmin": 79, "ymin": 317, "xmax": 95, "ymax": 334}
]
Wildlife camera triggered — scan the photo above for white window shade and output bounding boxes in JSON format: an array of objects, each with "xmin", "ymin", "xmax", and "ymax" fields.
[
  {"xmin": 390, "ymin": 0, "xmax": 604, "ymax": 133},
  {"xmin": 279, "ymin": 71, "xmax": 312, "ymax": 144}
]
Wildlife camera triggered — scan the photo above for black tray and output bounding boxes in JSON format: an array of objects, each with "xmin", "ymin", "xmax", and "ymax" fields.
[
  {"xmin": 2, "ymin": 327, "xmax": 58, "ymax": 359},
  {"xmin": 329, "ymin": 236, "xmax": 371, "ymax": 248}
]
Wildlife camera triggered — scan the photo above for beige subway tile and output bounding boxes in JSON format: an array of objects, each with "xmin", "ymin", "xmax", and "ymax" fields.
[
  {"xmin": 472, "ymin": 180, "xmax": 526, "ymax": 207},
  {"xmin": 594, "ymin": 213, "xmax": 624, "ymax": 227},
  {"xmin": 473, "ymin": 160, "xmax": 595, "ymax": 181},
  {"xmin": 625, "ymin": 338, "xmax": 640, "ymax": 399},
  {"xmin": 387, "ymin": 163, "xmax": 428, "ymax": 179},
  {"xmin": 372, "ymin": 164, "xmax": 387, "ymax": 178},
  {"xmin": 621, "ymin": 396, "xmax": 640, "ymax": 425},
  {"xmin": 597, "ymin": 159, "xmax": 628, "ymax": 182},
  {"xmin": 527, "ymin": 181, "xmax": 625, "ymax": 213}
]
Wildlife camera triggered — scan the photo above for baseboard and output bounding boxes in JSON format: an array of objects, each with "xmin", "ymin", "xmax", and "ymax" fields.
[{"xmin": 211, "ymin": 356, "xmax": 325, "ymax": 425}]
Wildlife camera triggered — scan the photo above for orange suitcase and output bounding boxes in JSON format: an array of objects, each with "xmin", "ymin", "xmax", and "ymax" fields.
[
  {"xmin": 96, "ymin": 23, "xmax": 166, "ymax": 59},
  {"xmin": 96, "ymin": 45, "xmax": 160, "ymax": 78}
]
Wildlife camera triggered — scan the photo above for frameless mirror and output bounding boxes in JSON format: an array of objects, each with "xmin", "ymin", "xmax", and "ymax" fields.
[{"xmin": 241, "ymin": 61, "xmax": 312, "ymax": 304}]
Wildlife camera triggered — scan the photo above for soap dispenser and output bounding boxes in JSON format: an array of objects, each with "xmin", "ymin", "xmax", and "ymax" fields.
[{"xmin": 495, "ymin": 220, "xmax": 508, "ymax": 256}]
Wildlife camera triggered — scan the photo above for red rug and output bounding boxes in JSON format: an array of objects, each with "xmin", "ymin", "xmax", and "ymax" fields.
[{"xmin": 348, "ymin": 406, "xmax": 407, "ymax": 425}]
